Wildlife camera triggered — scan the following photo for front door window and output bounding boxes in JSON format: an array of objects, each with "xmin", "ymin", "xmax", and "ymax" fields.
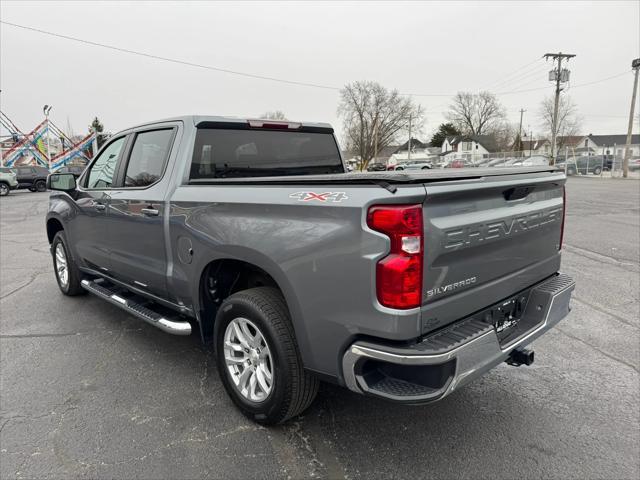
[{"xmin": 86, "ymin": 137, "xmax": 125, "ymax": 189}]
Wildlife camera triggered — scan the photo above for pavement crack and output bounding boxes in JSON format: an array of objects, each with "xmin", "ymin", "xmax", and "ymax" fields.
[
  {"xmin": 563, "ymin": 244, "xmax": 639, "ymax": 270},
  {"xmin": 0, "ymin": 271, "xmax": 49, "ymax": 300},
  {"xmin": 572, "ymin": 296, "xmax": 639, "ymax": 330},
  {"xmin": 0, "ymin": 332, "xmax": 83, "ymax": 339},
  {"xmin": 556, "ymin": 327, "xmax": 639, "ymax": 373}
]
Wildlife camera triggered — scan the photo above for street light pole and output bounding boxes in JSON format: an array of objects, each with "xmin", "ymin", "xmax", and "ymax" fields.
[
  {"xmin": 43, "ymin": 105, "xmax": 52, "ymax": 170},
  {"xmin": 623, "ymin": 58, "xmax": 640, "ymax": 178}
]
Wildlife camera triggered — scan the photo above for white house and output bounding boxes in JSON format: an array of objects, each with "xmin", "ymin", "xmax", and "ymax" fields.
[
  {"xmin": 441, "ymin": 135, "xmax": 498, "ymax": 160},
  {"xmin": 577, "ymin": 134, "xmax": 640, "ymax": 157}
]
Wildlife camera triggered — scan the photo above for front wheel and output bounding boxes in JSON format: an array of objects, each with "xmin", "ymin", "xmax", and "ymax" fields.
[
  {"xmin": 214, "ymin": 287, "xmax": 319, "ymax": 425},
  {"xmin": 593, "ymin": 166, "xmax": 602, "ymax": 175},
  {"xmin": 0, "ymin": 182, "xmax": 9, "ymax": 196},
  {"xmin": 51, "ymin": 231, "xmax": 85, "ymax": 296}
]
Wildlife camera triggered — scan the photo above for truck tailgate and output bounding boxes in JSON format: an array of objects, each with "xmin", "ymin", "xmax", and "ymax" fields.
[{"xmin": 420, "ymin": 171, "xmax": 566, "ymax": 334}]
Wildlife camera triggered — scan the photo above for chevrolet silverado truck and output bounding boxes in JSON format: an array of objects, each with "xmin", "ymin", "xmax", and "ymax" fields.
[{"xmin": 45, "ymin": 116, "xmax": 575, "ymax": 424}]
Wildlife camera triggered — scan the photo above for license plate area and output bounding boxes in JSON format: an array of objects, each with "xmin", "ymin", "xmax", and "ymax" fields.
[{"xmin": 481, "ymin": 292, "xmax": 530, "ymax": 343}]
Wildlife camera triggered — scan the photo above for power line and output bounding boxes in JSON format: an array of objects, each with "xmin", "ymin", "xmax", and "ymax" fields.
[
  {"xmin": 0, "ymin": 20, "xmax": 342, "ymax": 91},
  {"xmin": 486, "ymin": 62, "xmax": 547, "ymax": 91},
  {"xmin": 481, "ymin": 57, "xmax": 543, "ymax": 90},
  {"xmin": 571, "ymin": 71, "xmax": 630, "ymax": 88}
]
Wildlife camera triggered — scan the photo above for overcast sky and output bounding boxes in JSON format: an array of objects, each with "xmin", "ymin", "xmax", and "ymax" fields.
[{"xmin": 1, "ymin": 1, "xmax": 639, "ymax": 145}]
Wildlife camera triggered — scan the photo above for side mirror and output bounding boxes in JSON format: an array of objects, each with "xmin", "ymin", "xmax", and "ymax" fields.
[{"xmin": 47, "ymin": 173, "xmax": 77, "ymax": 192}]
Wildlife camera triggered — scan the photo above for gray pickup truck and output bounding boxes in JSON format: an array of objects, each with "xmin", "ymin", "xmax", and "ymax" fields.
[{"xmin": 46, "ymin": 116, "xmax": 575, "ymax": 424}]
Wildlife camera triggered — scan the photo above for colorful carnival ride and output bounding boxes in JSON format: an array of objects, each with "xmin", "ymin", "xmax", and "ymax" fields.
[{"xmin": 0, "ymin": 110, "xmax": 97, "ymax": 171}]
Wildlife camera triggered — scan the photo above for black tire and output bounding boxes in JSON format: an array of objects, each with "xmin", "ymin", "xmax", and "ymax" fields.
[
  {"xmin": 51, "ymin": 231, "xmax": 85, "ymax": 296},
  {"xmin": 395, "ymin": 167, "xmax": 403, "ymax": 171},
  {"xmin": 421, "ymin": 166, "xmax": 431, "ymax": 170},
  {"xmin": 0, "ymin": 182, "xmax": 9, "ymax": 196},
  {"xmin": 214, "ymin": 287, "xmax": 319, "ymax": 425},
  {"xmin": 35, "ymin": 180, "xmax": 47, "ymax": 192},
  {"xmin": 593, "ymin": 166, "xmax": 602, "ymax": 175}
]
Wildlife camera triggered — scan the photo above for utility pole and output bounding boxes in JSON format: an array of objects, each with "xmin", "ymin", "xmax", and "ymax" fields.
[
  {"xmin": 544, "ymin": 52, "xmax": 576, "ymax": 165},
  {"xmin": 623, "ymin": 58, "xmax": 640, "ymax": 178},
  {"xmin": 517, "ymin": 108, "xmax": 526, "ymax": 154},
  {"xmin": 407, "ymin": 114, "xmax": 412, "ymax": 162}
]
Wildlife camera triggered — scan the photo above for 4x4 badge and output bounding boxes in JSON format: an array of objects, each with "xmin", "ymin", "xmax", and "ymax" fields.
[{"xmin": 289, "ymin": 192, "xmax": 349, "ymax": 203}]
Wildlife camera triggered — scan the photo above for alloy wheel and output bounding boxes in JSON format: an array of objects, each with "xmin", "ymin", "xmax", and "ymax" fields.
[
  {"xmin": 223, "ymin": 317, "xmax": 273, "ymax": 402},
  {"xmin": 55, "ymin": 243, "xmax": 69, "ymax": 288}
]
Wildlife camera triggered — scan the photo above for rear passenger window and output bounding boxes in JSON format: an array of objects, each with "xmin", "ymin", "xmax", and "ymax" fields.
[{"xmin": 123, "ymin": 129, "xmax": 173, "ymax": 187}]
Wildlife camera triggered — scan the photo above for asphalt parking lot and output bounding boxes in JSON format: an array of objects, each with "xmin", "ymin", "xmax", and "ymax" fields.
[{"xmin": 1, "ymin": 177, "xmax": 639, "ymax": 480}]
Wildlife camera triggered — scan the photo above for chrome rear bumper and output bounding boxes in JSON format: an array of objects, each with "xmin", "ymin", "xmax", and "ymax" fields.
[{"xmin": 342, "ymin": 273, "xmax": 575, "ymax": 403}]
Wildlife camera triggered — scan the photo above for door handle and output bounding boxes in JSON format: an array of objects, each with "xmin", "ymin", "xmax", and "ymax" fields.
[
  {"xmin": 92, "ymin": 202, "xmax": 106, "ymax": 211},
  {"xmin": 141, "ymin": 207, "xmax": 159, "ymax": 217}
]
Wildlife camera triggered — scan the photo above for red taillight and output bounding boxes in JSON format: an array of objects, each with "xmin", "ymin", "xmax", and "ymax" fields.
[
  {"xmin": 367, "ymin": 204, "xmax": 423, "ymax": 309},
  {"xmin": 560, "ymin": 186, "xmax": 566, "ymax": 250}
]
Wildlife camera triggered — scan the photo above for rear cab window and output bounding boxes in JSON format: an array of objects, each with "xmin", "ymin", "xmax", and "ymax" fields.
[{"xmin": 190, "ymin": 127, "xmax": 344, "ymax": 179}]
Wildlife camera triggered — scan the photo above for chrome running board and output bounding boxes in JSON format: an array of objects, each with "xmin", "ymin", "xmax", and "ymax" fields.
[{"xmin": 81, "ymin": 279, "xmax": 192, "ymax": 336}]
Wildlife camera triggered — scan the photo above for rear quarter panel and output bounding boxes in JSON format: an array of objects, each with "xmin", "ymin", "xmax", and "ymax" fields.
[{"xmin": 167, "ymin": 183, "xmax": 427, "ymax": 378}]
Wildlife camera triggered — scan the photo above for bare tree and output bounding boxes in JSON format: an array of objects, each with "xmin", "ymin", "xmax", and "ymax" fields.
[
  {"xmin": 446, "ymin": 91, "xmax": 506, "ymax": 136},
  {"xmin": 259, "ymin": 110, "xmax": 288, "ymax": 120},
  {"xmin": 338, "ymin": 81, "xmax": 423, "ymax": 170},
  {"xmin": 538, "ymin": 95, "xmax": 582, "ymax": 150},
  {"xmin": 492, "ymin": 121, "xmax": 518, "ymax": 152}
]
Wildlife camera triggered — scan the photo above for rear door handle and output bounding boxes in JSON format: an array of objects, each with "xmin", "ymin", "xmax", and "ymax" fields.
[{"xmin": 141, "ymin": 208, "xmax": 159, "ymax": 217}]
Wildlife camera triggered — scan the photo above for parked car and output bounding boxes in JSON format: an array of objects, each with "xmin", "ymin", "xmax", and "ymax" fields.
[
  {"xmin": 628, "ymin": 157, "xmax": 640, "ymax": 171},
  {"xmin": 392, "ymin": 162, "xmax": 408, "ymax": 171},
  {"xmin": 366, "ymin": 162, "xmax": 387, "ymax": 171},
  {"xmin": 472, "ymin": 157, "xmax": 494, "ymax": 167},
  {"xmin": 486, "ymin": 157, "xmax": 515, "ymax": 167},
  {"xmin": 556, "ymin": 156, "xmax": 604, "ymax": 175},
  {"xmin": 442, "ymin": 158, "xmax": 477, "ymax": 168},
  {"xmin": 55, "ymin": 165, "xmax": 87, "ymax": 177},
  {"xmin": 401, "ymin": 160, "xmax": 432, "ymax": 170},
  {"xmin": 521, "ymin": 156, "xmax": 550, "ymax": 167},
  {"xmin": 12, "ymin": 165, "xmax": 50, "ymax": 192},
  {"xmin": 46, "ymin": 115, "xmax": 574, "ymax": 424},
  {"xmin": 0, "ymin": 167, "xmax": 18, "ymax": 196},
  {"xmin": 507, "ymin": 156, "xmax": 549, "ymax": 167}
]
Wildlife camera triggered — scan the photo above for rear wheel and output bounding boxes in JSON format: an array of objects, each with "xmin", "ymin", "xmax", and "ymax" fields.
[
  {"xmin": 51, "ymin": 231, "xmax": 85, "ymax": 296},
  {"xmin": 593, "ymin": 166, "xmax": 602, "ymax": 175},
  {"xmin": 35, "ymin": 180, "xmax": 47, "ymax": 192},
  {"xmin": 214, "ymin": 287, "xmax": 319, "ymax": 425},
  {"xmin": 0, "ymin": 182, "xmax": 9, "ymax": 196}
]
